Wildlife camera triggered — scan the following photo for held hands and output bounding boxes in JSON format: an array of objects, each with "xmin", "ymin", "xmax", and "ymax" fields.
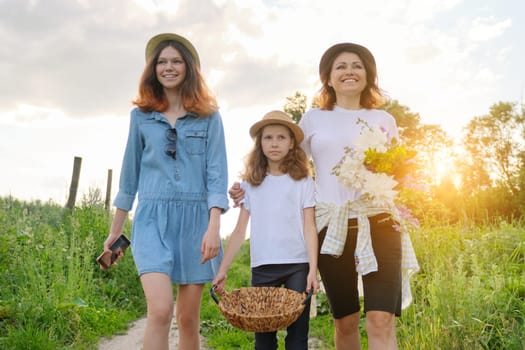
[{"xmin": 228, "ymin": 182, "xmax": 245, "ymax": 208}]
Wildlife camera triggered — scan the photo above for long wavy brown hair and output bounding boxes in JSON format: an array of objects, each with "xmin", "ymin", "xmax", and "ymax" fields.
[
  {"xmin": 133, "ymin": 40, "xmax": 218, "ymax": 117},
  {"xmin": 241, "ymin": 125, "xmax": 311, "ymax": 186},
  {"xmin": 316, "ymin": 43, "xmax": 385, "ymax": 110}
]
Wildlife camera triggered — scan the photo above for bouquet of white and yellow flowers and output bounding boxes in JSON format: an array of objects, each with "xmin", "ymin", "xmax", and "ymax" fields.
[{"xmin": 332, "ymin": 119, "xmax": 420, "ymax": 229}]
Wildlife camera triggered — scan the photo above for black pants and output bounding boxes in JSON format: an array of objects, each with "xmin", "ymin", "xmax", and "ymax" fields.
[
  {"xmin": 251, "ymin": 263, "xmax": 311, "ymax": 350},
  {"xmin": 318, "ymin": 213, "xmax": 402, "ymax": 318}
]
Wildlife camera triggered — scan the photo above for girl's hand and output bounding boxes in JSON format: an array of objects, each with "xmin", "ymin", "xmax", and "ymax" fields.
[
  {"xmin": 100, "ymin": 209, "xmax": 129, "ymax": 269},
  {"xmin": 228, "ymin": 182, "xmax": 245, "ymax": 208},
  {"xmin": 99, "ymin": 233, "xmax": 123, "ymax": 269},
  {"xmin": 212, "ymin": 272, "xmax": 227, "ymax": 295},
  {"xmin": 200, "ymin": 227, "xmax": 220, "ymax": 264},
  {"xmin": 103, "ymin": 233, "xmax": 121, "ymax": 252},
  {"xmin": 306, "ymin": 271, "xmax": 320, "ymax": 294}
]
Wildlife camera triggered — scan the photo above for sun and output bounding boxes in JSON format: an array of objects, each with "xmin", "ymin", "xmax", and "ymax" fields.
[{"xmin": 425, "ymin": 147, "xmax": 461, "ymax": 188}]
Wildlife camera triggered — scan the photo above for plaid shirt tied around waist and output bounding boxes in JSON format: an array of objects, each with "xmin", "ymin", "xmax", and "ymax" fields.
[{"xmin": 315, "ymin": 201, "xmax": 420, "ymax": 309}]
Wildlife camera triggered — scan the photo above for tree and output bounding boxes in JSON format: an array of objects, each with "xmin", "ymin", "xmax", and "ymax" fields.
[
  {"xmin": 283, "ymin": 91, "xmax": 307, "ymax": 124},
  {"xmin": 461, "ymin": 101, "xmax": 524, "ymax": 193},
  {"xmin": 381, "ymin": 99, "xmax": 421, "ymax": 148},
  {"xmin": 283, "ymin": 91, "xmax": 314, "ymax": 176},
  {"xmin": 456, "ymin": 151, "xmax": 491, "ymax": 193}
]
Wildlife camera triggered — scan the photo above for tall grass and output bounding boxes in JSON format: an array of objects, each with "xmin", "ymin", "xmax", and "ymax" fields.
[
  {"xmin": 0, "ymin": 196, "xmax": 145, "ymax": 349},
  {"xmin": 397, "ymin": 221, "xmax": 525, "ymax": 349},
  {"xmin": 202, "ymin": 221, "xmax": 525, "ymax": 349},
  {"xmin": 1, "ymin": 196, "xmax": 523, "ymax": 349}
]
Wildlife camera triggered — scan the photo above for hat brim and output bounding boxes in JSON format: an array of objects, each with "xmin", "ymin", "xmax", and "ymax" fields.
[
  {"xmin": 145, "ymin": 33, "xmax": 200, "ymax": 67},
  {"xmin": 249, "ymin": 119, "xmax": 304, "ymax": 144}
]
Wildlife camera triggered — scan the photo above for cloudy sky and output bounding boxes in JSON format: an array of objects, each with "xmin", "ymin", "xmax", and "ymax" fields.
[{"xmin": 1, "ymin": 0, "xmax": 523, "ymax": 234}]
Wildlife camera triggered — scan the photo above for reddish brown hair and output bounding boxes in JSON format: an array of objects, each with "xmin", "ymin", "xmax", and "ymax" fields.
[{"xmin": 133, "ymin": 40, "xmax": 218, "ymax": 116}]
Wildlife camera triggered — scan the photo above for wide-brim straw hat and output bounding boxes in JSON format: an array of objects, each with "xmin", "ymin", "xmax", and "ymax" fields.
[
  {"xmin": 145, "ymin": 33, "xmax": 200, "ymax": 67},
  {"xmin": 249, "ymin": 110, "xmax": 304, "ymax": 144}
]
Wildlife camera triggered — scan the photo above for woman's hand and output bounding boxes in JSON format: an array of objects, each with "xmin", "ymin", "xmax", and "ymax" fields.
[{"xmin": 228, "ymin": 182, "xmax": 245, "ymax": 208}]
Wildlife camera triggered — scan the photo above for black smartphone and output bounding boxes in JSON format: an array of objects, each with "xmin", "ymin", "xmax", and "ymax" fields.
[{"xmin": 96, "ymin": 234, "xmax": 131, "ymax": 269}]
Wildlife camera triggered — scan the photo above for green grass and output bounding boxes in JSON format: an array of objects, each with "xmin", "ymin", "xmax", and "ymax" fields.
[
  {"xmin": 1, "ymin": 196, "xmax": 523, "ymax": 349},
  {"xmin": 396, "ymin": 221, "xmax": 525, "ymax": 349},
  {"xmin": 0, "ymin": 196, "xmax": 145, "ymax": 349},
  {"xmin": 202, "ymin": 221, "xmax": 525, "ymax": 349}
]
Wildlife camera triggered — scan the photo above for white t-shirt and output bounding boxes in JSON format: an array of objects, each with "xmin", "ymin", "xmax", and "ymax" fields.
[
  {"xmin": 299, "ymin": 106, "xmax": 398, "ymax": 207},
  {"xmin": 242, "ymin": 174, "xmax": 315, "ymax": 268}
]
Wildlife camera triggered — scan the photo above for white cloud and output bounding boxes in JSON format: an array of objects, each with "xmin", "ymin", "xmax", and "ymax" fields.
[
  {"xmin": 405, "ymin": 45, "xmax": 442, "ymax": 64},
  {"xmin": 402, "ymin": 0, "xmax": 463, "ymax": 23},
  {"xmin": 0, "ymin": 104, "xmax": 65, "ymax": 124},
  {"xmin": 132, "ymin": 0, "xmax": 180, "ymax": 14},
  {"xmin": 468, "ymin": 16, "xmax": 512, "ymax": 41}
]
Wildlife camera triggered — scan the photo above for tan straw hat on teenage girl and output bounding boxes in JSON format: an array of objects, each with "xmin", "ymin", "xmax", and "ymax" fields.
[{"xmin": 144, "ymin": 32, "xmax": 200, "ymax": 67}]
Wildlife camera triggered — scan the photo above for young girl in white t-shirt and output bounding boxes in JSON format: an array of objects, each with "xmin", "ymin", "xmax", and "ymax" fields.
[{"xmin": 212, "ymin": 110, "xmax": 319, "ymax": 350}]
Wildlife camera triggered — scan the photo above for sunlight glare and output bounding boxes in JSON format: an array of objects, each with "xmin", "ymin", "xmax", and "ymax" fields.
[{"xmin": 428, "ymin": 147, "xmax": 461, "ymax": 188}]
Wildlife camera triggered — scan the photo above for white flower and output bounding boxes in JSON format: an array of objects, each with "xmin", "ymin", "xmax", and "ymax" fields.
[
  {"xmin": 362, "ymin": 172, "xmax": 398, "ymax": 207},
  {"xmin": 353, "ymin": 124, "xmax": 388, "ymax": 153},
  {"xmin": 339, "ymin": 156, "xmax": 362, "ymax": 176}
]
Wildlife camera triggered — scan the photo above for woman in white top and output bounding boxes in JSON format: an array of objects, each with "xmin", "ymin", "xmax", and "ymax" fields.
[
  {"xmin": 299, "ymin": 42, "xmax": 403, "ymax": 350},
  {"xmin": 213, "ymin": 111, "xmax": 319, "ymax": 350}
]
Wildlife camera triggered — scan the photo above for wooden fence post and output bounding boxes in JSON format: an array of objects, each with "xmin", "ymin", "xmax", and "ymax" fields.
[
  {"xmin": 65, "ymin": 156, "xmax": 82, "ymax": 209},
  {"xmin": 105, "ymin": 169, "xmax": 113, "ymax": 211}
]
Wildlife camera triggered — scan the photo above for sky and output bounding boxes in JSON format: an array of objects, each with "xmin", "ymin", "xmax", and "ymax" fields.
[{"xmin": 1, "ymin": 0, "xmax": 524, "ymax": 236}]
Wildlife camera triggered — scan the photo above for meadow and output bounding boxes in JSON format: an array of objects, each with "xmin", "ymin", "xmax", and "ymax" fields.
[{"xmin": 0, "ymin": 196, "xmax": 523, "ymax": 349}]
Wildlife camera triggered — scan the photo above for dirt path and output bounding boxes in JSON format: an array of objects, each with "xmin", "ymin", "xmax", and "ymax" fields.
[
  {"xmin": 98, "ymin": 300, "xmax": 323, "ymax": 349},
  {"xmin": 97, "ymin": 311, "xmax": 208, "ymax": 350}
]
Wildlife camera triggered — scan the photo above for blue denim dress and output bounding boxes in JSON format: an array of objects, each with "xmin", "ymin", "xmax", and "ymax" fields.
[{"xmin": 113, "ymin": 108, "xmax": 229, "ymax": 284}]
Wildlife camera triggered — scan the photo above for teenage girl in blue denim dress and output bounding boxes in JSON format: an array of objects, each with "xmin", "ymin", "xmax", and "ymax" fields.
[{"xmin": 101, "ymin": 33, "xmax": 228, "ymax": 350}]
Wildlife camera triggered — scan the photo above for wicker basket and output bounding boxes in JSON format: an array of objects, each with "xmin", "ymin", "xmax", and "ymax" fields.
[{"xmin": 210, "ymin": 286, "xmax": 312, "ymax": 333}]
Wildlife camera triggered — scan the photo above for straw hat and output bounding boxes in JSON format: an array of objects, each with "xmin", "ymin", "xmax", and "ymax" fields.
[
  {"xmin": 249, "ymin": 110, "xmax": 304, "ymax": 144},
  {"xmin": 145, "ymin": 33, "xmax": 200, "ymax": 67}
]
